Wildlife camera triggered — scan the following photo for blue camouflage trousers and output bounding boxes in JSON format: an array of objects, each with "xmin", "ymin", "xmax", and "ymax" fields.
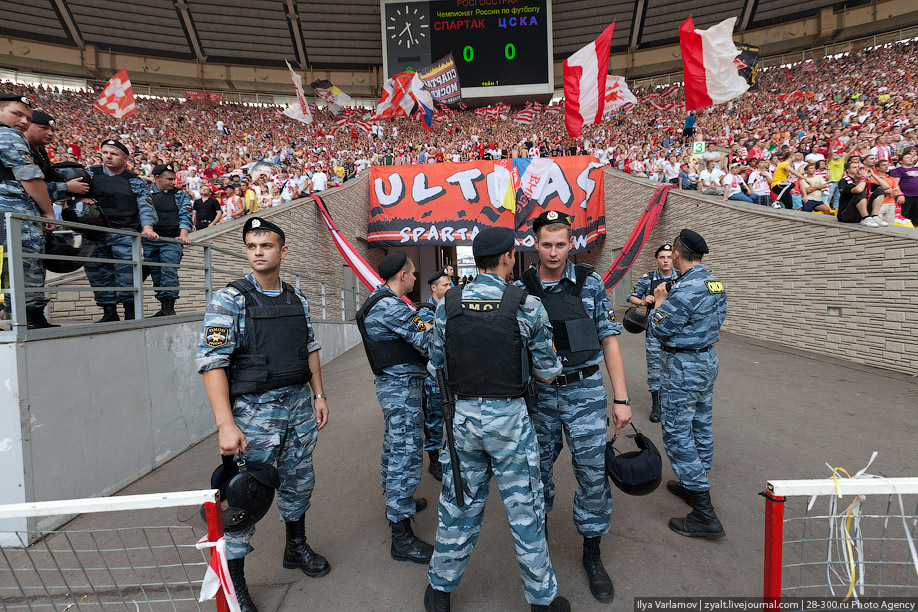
[
  {"xmin": 533, "ymin": 370, "xmax": 612, "ymax": 537},
  {"xmin": 376, "ymin": 374, "xmax": 424, "ymax": 522},
  {"xmin": 0, "ymin": 200, "xmax": 47, "ymax": 310},
  {"xmin": 428, "ymin": 399, "xmax": 558, "ymax": 606},
  {"xmin": 83, "ymin": 233, "xmax": 134, "ymax": 305},
  {"xmin": 225, "ymin": 384, "xmax": 318, "ymax": 559},
  {"xmin": 645, "ymin": 333, "xmax": 663, "ymax": 392},
  {"xmin": 423, "ymin": 375, "xmax": 444, "ymax": 453},
  {"xmin": 143, "ymin": 240, "xmax": 183, "ymax": 300},
  {"xmin": 659, "ymin": 350, "xmax": 718, "ymax": 492}
]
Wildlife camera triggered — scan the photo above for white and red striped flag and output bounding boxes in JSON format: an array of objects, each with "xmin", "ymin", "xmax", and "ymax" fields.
[
  {"xmin": 514, "ymin": 108, "xmax": 535, "ymax": 124},
  {"xmin": 94, "ymin": 69, "xmax": 137, "ymax": 119},
  {"xmin": 282, "ymin": 60, "xmax": 313, "ymax": 124},
  {"xmin": 679, "ymin": 16, "xmax": 749, "ymax": 111},
  {"xmin": 563, "ymin": 22, "xmax": 615, "ymax": 138},
  {"xmin": 367, "ymin": 71, "xmax": 417, "ymax": 122}
]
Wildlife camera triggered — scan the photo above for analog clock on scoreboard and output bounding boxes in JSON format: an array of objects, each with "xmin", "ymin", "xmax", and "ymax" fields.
[{"xmin": 381, "ymin": 0, "xmax": 553, "ymax": 101}]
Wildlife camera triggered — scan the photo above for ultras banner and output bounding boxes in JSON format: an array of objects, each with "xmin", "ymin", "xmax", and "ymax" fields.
[{"xmin": 368, "ymin": 156, "xmax": 606, "ymax": 253}]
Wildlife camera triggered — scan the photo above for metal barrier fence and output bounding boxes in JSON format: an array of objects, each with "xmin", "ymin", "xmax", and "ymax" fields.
[{"xmin": 2, "ymin": 212, "xmax": 365, "ymax": 340}]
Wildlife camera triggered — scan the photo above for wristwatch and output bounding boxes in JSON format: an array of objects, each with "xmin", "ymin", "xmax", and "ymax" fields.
[
  {"xmin": 313, "ymin": 393, "xmax": 327, "ymax": 400},
  {"xmin": 612, "ymin": 398, "xmax": 631, "ymax": 406}
]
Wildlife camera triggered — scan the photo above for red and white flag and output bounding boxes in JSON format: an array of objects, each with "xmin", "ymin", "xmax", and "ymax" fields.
[
  {"xmin": 367, "ymin": 72, "xmax": 417, "ymax": 122},
  {"xmin": 563, "ymin": 22, "xmax": 615, "ymax": 138},
  {"xmin": 602, "ymin": 75, "xmax": 638, "ymax": 115},
  {"xmin": 282, "ymin": 60, "xmax": 313, "ymax": 124},
  {"xmin": 641, "ymin": 85, "xmax": 684, "ymax": 111},
  {"xmin": 514, "ymin": 108, "xmax": 535, "ymax": 124},
  {"xmin": 679, "ymin": 16, "xmax": 749, "ymax": 111},
  {"xmin": 94, "ymin": 69, "xmax": 137, "ymax": 119}
]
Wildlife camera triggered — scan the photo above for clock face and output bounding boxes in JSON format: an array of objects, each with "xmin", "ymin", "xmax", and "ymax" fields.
[{"xmin": 386, "ymin": 3, "xmax": 428, "ymax": 49}]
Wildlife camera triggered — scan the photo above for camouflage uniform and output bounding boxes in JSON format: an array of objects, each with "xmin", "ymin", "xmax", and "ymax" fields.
[
  {"xmin": 0, "ymin": 124, "xmax": 48, "ymax": 311},
  {"xmin": 648, "ymin": 264, "xmax": 727, "ymax": 492},
  {"xmin": 427, "ymin": 273, "xmax": 562, "ymax": 606},
  {"xmin": 364, "ymin": 285, "xmax": 430, "ymax": 522},
  {"xmin": 83, "ymin": 166, "xmax": 156, "ymax": 306},
  {"xmin": 521, "ymin": 261, "xmax": 620, "ymax": 538},
  {"xmin": 629, "ymin": 269, "xmax": 680, "ymax": 393},
  {"xmin": 421, "ymin": 296, "xmax": 444, "ymax": 453},
  {"xmin": 196, "ymin": 272, "xmax": 321, "ymax": 559},
  {"xmin": 142, "ymin": 184, "xmax": 193, "ymax": 301}
]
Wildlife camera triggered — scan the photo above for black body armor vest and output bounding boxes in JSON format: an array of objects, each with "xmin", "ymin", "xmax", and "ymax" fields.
[
  {"xmin": 521, "ymin": 264, "xmax": 600, "ymax": 368},
  {"xmin": 444, "ymin": 284, "xmax": 529, "ymax": 398},
  {"xmin": 89, "ymin": 165, "xmax": 140, "ymax": 228},
  {"xmin": 151, "ymin": 189, "xmax": 180, "ymax": 237},
  {"xmin": 227, "ymin": 279, "xmax": 313, "ymax": 398},
  {"xmin": 356, "ymin": 291, "xmax": 427, "ymax": 376}
]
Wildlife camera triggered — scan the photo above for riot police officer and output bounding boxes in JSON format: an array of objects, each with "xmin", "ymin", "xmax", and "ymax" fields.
[
  {"xmin": 23, "ymin": 110, "xmax": 90, "ymax": 206},
  {"xmin": 145, "ymin": 163, "xmax": 193, "ymax": 316},
  {"xmin": 420, "ymin": 269, "xmax": 452, "ymax": 481},
  {"xmin": 648, "ymin": 229, "xmax": 728, "ymax": 539},
  {"xmin": 425, "ymin": 227, "xmax": 569, "ymax": 612},
  {"xmin": 0, "ymin": 94, "xmax": 58, "ymax": 328},
  {"xmin": 356, "ymin": 251, "xmax": 434, "ymax": 563},
  {"xmin": 519, "ymin": 210, "xmax": 630, "ymax": 603},
  {"xmin": 197, "ymin": 217, "xmax": 331, "ymax": 612},
  {"xmin": 628, "ymin": 244, "xmax": 680, "ymax": 422},
  {"xmin": 83, "ymin": 139, "xmax": 157, "ymax": 322}
]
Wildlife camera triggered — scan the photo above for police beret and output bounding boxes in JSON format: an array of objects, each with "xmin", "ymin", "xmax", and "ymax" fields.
[
  {"xmin": 378, "ymin": 251, "xmax": 408, "ymax": 280},
  {"xmin": 30, "ymin": 110, "xmax": 54, "ymax": 126},
  {"xmin": 242, "ymin": 217, "xmax": 285, "ymax": 243},
  {"xmin": 0, "ymin": 94, "xmax": 30, "ymax": 107},
  {"xmin": 473, "ymin": 226, "xmax": 515, "ymax": 257},
  {"xmin": 427, "ymin": 269, "xmax": 448, "ymax": 285},
  {"xmin": 532, "ymin": 209, "xmax": 573, "ymax": 234},
  {"xmin": 654, "ymin": 243, "xmax": 673, "ymax": 257},
  {"xmin": 152, "ymin": 163, "xmax": 175, "ymax": 175},
  {"xmin": 678, "ymin": 229, "xmax": 709, "ymax": 255},
  {"xmin": 100, "ymin": 139, "xmax": 130, "ymax": 155}
]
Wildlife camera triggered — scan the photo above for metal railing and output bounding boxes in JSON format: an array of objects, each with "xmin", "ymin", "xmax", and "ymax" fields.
[{"xmin": 2, "ymin": 212, "xmax": 365, "ymax": 340}]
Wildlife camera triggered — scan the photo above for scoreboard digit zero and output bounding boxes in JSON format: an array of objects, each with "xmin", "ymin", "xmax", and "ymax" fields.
[{"xmin": 381, "ymin": 0, "xmax": 553, "ymax": 101}]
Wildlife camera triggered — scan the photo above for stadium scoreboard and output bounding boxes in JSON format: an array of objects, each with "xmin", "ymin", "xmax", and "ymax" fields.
[{"xmin": 381, "ymin": 0, "xmax": 553, "ymax": 101}]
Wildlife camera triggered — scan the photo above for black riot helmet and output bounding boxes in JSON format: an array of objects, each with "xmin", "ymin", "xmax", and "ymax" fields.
[
  {"xmin": 50, "ymin": 161, "xmax": 91, "ymax": 186},
  {"xmin": 61, "ymin": 199, "xmax": 108, "ymax": 229},
  {"xmin": 43, "ymin": 233, "xmax": 94, "ymax": 274},
  {"xmin": 209, "ymin": 454, "xmax": 280, "ymax": 532},
  {"xmin": 605, "ymin": 424, "xmax": 663, "ymax": 496},
  {"xmin": 622, "ymin": 305, "xmax": 649, "ymax": 334}
]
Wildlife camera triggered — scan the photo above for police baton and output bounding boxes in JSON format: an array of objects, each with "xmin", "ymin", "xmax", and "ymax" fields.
[{"xmin": 435, "ymin": 368, "xmax": 464, "ymax": 507}]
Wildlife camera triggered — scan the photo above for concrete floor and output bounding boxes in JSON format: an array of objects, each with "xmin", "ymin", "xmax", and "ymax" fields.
[{"xmin": 83, "ymin": 329, "xmax": 916, "ymax": 611}]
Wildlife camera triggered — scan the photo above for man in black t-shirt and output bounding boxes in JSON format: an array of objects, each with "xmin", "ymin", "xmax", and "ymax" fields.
[
  {"xmin": 837, "ymin": 157, "xmax": 888, "ymax": 228},
  {"xmin": 192, "ymin": 185, "xmax": 222, "ymax": 230}
]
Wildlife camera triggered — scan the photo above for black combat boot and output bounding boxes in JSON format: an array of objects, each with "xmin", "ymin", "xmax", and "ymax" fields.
[
  {"xmin": 428, "ymin": 450, "xmax": 443, "ymax": 481},
  {"xmin": 390, "ymin": 518, "xmax": 434, "ymax": 563},
  {"xmin": 26, "ymin": 308, "xmax": 59, "ymax": 329},
  {"xmin": 649, "ymin": 391, "xmax": 661, "ymax": 423},
  {"xmin": 226, "ymin": 558, "xmax": 259, "ymax": 612},
  {"xmin": 582, "ymin": 536, "xmax": 614, "ymax": 602},
  {"xmin": 122, "ymin": 301, "xmax": 135, "ymax": 320},
  {"xmin": 96, "ymin": 305, "xmax": 120, "ymax": 323},
  {"xmin": 283, "ymin": 516, "xmax": 330, "ymax": 577},
  {"xmin": 424, "ymin": 584, "xmax": 451, "ymax": 612},
  {"xmin": 666, "ymin": 480, "xmax": 693, "ymax": 505},
  {"xmin": 151, "ymin": 298, "xmax": 176, "ymax": 317},
  {"xmin": 531, "ymin": 596, "xmax": 571, "ymax": 612},
  {"xmin": 668, "ymin": 490, "xmax": 726, "ymax": 539}
]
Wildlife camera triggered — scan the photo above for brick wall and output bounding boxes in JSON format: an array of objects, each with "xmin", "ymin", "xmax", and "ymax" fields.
[{"xmin": 588, "ymin": 170, "xmax": 918, "ymax": 376}]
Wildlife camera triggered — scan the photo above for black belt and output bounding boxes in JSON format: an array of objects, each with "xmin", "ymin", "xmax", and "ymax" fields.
[
  {"xmin": 662, "ymin": 345, "xmax": 712, "ymax": 354},
  {"xmin": 551, "ymin": 364, "xmax": 600, "ymax": 387}
]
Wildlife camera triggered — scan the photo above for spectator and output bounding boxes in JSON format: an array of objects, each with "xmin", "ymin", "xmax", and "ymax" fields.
[
  {"xmin": 837, "ymin": 157, "xmax": 888, "ymax": 228},
  {"xmin": 721, "ymin": 164, "xmax": 754, "ymax": 203},
  {"xmin": 800, "ymin": 164, "xmax": 832, "ymax": 214},
  {"xmin": 192, "ymin": 185, "xmax": 221, "ymax": 230},
  {"xmin": 889, "ymin": 146, "xmax": 918, "ymax": 225},
  {"xmin": 699, "ymin": 160, "xmax": 725, "ymax": 196},
  {"xmin": 770, "ymin": 152, "xmax": 807, "ymax": 209},
  {"xmin": 746, "ymin": 159, "xmax": 774, "ymax": 205}
]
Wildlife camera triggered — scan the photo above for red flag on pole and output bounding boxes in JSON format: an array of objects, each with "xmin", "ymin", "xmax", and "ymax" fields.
[
  {"xmin": 563, "ymin": 22, "xmax": 615, "ymax": 138},
  {"xmin": 94, "ymin": 69, "xmax": 137, "ymax": 119}
]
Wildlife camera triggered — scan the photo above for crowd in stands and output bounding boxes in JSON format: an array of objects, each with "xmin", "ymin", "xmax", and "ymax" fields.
[{"xmin": 4, "ymin": 38, "xmax": 917, "ymax": 230}]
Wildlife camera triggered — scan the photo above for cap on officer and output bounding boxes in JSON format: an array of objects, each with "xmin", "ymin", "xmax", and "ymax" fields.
[
  {"xmin": 242, "ymin": 217, "xmax": 285, "ymax": 244},
  {"xmin": 378, "ymin": 251, "xmax": 408, "ymax": 280},
  {"xmin": 532, "ymin": 209, "xmax": 573, "ymax": 234},
  {"xmin": 677, "ymin": 229, "xmax": 709, "ymax": 255},
  {"xmin": 100, "ymin": 139, "xmax": 130, "ymax": 156},
  {"xmin": 427, "ymin": 269, "xmax": 448, "ymax": 285},
  {"xmin": 0, "ymin": 94, "xmax": 30, "ymax": 107},
  {"xmin": 472, "ymin": 226, "xmax": 515, "ymax": 257},
  {"xmin": 654, "ymin": 243, "xmax": 673, "ymax": 257},
  {"xmin": 152, "ymin": 163, "xmax": 175, "ymax": 176},
  {"xmin": 30, "ymin": 110, "xmax": 54, "ymax": 126}
]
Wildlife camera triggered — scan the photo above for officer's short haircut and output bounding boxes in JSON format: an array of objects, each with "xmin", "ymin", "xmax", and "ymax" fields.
[
  {"xmin": 0, "ymin": 100, "xmax": 29, "ymax": 111},
  {"xmin": 245, "ymin": 228, "xmax": 285, "ymax": 247},
  {"xmin": 673, "ymin": 237, "xmax": 702, "ymax": 262},
  {"xmin": 535, "ymin": 222, "xmax": 572, "ymax": 239},
  {"xmin": 475, "ymin": 248, "xmax": 513, "ymax": 271}
]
